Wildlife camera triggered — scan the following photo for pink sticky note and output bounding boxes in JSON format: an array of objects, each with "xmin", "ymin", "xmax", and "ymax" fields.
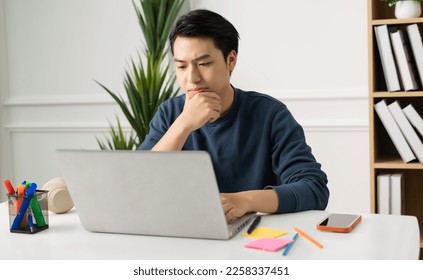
[{"xmin": 244, "ymin": 238, "xmax": 293, "ymax": 252}]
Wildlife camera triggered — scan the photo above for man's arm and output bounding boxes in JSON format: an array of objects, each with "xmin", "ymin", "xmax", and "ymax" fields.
[
  {"xmin": 220, "ymin": 190, "xmax": 278, "ymax": 221},
  {"xmin": 152, "ymin": 92, "xmax": 221, "ymax": 151},
  {"xmin": 268, "ymin": 107, "xmax": 329, "ymax": 214},
  {"xmin": 151, "ymin": 117, "xmax": 191, "ymax": 151},
  {"xmin": 221, "ymin": 105, "xmax": 329, "ymax": 221}
]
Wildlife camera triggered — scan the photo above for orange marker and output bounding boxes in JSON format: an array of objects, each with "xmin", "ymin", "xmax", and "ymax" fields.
[
  {"xmin": 294, "ymin": 227, "xmax": 323, "ymax": 249},
  {"xmin": 16, "ymin": 183, "xmax": 28, "ymax": 228}
]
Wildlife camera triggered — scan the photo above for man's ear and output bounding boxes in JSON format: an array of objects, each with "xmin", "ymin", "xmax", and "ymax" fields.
[{"xmin": 227, "ymin": 50, "xmax": 237, "ymax": 71}]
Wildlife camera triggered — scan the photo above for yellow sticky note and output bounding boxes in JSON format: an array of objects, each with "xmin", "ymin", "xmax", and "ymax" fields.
[{"xmin": 242, "ymin": 226, "xmax": 287, "ymax": 239}]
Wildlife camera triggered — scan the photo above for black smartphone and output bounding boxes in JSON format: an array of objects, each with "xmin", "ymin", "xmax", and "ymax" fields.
[{"xmin": 316, "ymin": 213, "xmax": 362, "ymax": 233}]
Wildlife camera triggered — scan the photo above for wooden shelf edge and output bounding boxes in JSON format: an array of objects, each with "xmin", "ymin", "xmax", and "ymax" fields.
[
  {"xmin": 370, "ymin": 91, "xmax": 423, "ymax": 98},
  {"xmin": 373, "ymin": 161, "xmax": 423, "ymax": 169},
  {"xmin": 371, "ymin": 17, "xmax": 423, "ymax": 25}
]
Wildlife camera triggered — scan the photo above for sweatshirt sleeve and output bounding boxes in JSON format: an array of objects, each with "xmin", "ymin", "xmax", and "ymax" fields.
[
  {"xmin": 265, "ymin": 105, "xmax": 329, "ymax": 213},
  {"xmin": 138, "ymin": 104, "xmax": 169, "ymax": 150}
]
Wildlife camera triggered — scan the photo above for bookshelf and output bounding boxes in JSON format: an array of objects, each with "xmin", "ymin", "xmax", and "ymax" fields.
[{"xmin": 368, "ymin": 0, "xmax": 423, "ymax": 257}]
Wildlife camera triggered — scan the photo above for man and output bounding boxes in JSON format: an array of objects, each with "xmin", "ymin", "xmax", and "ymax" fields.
[{"xmin": 139, "ymin": 9, "xmax": 329, "ymax": 221}]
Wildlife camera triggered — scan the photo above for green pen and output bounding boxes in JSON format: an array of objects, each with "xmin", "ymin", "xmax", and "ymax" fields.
[{"xmin": 26, "ymin": 183, "xmax": 47, "ymax": 227}]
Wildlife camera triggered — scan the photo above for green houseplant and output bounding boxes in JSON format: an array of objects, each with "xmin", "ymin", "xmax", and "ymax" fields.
[
  {"xmin": 96, "ymin": 0, "xmax": 185, "ymax": 150},
  {"xmin": 382, "ymin": 0, "xmax": 422, "ymax": 6}
]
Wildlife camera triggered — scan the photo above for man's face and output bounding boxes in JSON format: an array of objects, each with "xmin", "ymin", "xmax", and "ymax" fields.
[{"xmin": 173, "ymin": 36, "xmax": 236, "ymax": 98}]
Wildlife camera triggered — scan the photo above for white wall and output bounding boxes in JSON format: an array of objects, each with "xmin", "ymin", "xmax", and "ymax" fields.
[
  {"xmin": 0, "ymin": 0, "xmax": 7, "ymax": 199},
  {"xmin": 0, "ymin": 0, "xmax": 370, "ymax": 213}
]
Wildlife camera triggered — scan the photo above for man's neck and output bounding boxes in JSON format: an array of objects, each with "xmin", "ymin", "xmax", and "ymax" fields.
[{"xmin": 220, "ymin": 85, "xmax": 235, "ymax": 115}]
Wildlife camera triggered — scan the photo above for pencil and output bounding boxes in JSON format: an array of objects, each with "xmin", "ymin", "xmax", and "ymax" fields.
[{"xmin": 294, "ymin": 227, "xmax": 323, "ymax": 249}]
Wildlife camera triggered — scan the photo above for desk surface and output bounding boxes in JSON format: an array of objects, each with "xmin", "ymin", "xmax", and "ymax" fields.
[{"xmin": 0, "ymin": 203, "xmax": 420, "ymax": 260}]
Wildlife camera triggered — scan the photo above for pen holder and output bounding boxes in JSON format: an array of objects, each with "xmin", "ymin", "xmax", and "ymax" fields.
[{"xmin": 7, "ymin": 190, "xmax": 49, "ymax": 234}]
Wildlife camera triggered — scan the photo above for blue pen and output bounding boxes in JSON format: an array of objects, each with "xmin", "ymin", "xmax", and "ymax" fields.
[
  {"xmin": 10, "ymin": 183, "xmax": 37, "ymax": 231},
  {"xmin": 282, "ymin": 233, "xmax": 299, "ymax": 256},
  {"xmin": 28, "ymin": 214, "xmax": 34, "ymax": 233}
]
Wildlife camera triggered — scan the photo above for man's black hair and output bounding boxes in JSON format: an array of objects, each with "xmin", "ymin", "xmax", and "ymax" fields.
[{"xmin": 169, "ymin": 9, "xmax": 239, "ymax": 59}]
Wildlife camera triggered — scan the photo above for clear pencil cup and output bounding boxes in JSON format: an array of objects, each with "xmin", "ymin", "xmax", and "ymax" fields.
[{"xmin": 7, "ymin": 190, "xmax": 49, "ymax": 234}]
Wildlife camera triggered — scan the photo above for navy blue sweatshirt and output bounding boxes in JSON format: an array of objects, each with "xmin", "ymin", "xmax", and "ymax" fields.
[{"xmin": 139, "ymin": 87, "xmax": 329, "ymax": 213}]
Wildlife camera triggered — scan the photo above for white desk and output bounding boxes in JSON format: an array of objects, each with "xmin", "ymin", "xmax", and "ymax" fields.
[{"xmin": 0, "ymin": 203, "xmax": 420, "ymax": 260}]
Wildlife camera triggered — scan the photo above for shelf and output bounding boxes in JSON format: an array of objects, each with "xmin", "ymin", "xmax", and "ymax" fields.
[
  {"xmin": 371, "ymin": 91, "xmax": 423, "ymax": 98},
  {"xmin": 371, "ymin": 17, "xmax": 423, "ymax": 26},
  {"xmin": 369, "ymin": 0, "xmax": 423, "ymax": 258},
  {"xmin": 374, "ymin": 159, "xmax": 423, "ymax": 169}
]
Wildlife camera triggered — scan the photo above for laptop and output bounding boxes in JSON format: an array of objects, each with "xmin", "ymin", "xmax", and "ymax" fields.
[{"xmin": 55, "ymin": 149, "xmax": 255, "ymax": 239}]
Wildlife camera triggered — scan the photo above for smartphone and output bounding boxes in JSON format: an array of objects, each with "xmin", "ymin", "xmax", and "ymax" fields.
[{"xmin": 316, "ymin": 213, "xmax": 362, "ymax": 233}]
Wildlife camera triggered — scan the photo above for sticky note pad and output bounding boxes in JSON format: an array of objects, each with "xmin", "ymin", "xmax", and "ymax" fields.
[
  {"xmin": 244, "ymin": 238, "xmax": 293, "ymax": 252},
  {"xmin": 241, "ymin": 226, "xmax": 287, "ymax": 239}
]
